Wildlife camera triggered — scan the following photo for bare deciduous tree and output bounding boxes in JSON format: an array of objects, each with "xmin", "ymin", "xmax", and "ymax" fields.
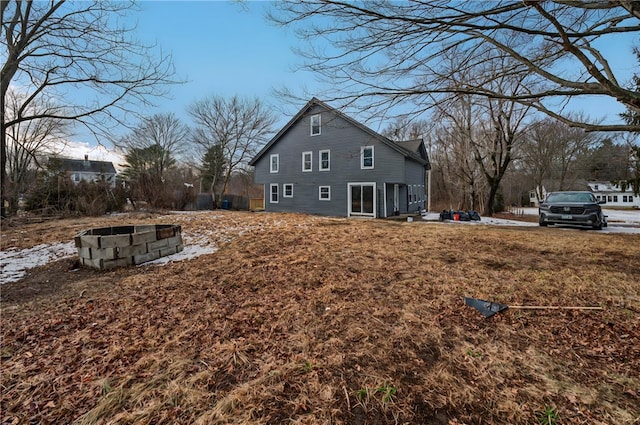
[
  {"xmin": 4, "ymin": 88, "xmax": 70, "ymax": 210},
  {"xmin": 1, "ymin": 0, "xmax": 176, "ymax": 215},
  {"xmin": 381, "ymin": 116, "xmax": 430, "ymax": 141},
  {"xmin": 188, "ymin": 95, "xmax": 276, "ymax": 205},
  {"xmin": 119, "ymin": 113, "xmax": 188, "ymax": 207},
  {"xmin": 518, "ymin": 118, "xmax": 600, "ymax": 201},
  {"xmin": 433, "ymin": 124, "xmax": 486, "ymax": 211},
  {"xmin": 429, "ymin": 52, "xmax": 531, "ymax": 215},
  {"xmin": 270, "ymin": 1, "xmax": 640, "ymax": 132}
]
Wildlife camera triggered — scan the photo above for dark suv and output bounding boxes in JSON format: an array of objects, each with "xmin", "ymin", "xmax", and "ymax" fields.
[{"xmin": 539, "ymin": 191, "xmax": 607, "ymax": 230}]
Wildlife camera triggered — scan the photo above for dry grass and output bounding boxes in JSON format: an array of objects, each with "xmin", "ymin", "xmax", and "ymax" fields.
[{"xmin": 1, "ymin": 211, "xmax": 639, "ymax": 424}]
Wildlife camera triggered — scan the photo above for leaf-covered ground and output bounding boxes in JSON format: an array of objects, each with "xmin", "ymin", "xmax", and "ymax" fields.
[{"xmin": 1, "ymin": 211, "xmax": 639, "ymax": 424}]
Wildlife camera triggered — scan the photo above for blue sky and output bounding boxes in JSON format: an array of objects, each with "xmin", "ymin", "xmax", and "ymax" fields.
[
  {"xmin": 134, "ymin": 1, "xmax": 314, "ymax": 125},
  {"xmin": 132, "ymin": 1, "xmax": 637, "ymax": 125},
  {"xmin": 63, "ymin": 1, "xmax": 637, "ymax": 161},
  {"xmin": 65, "ymin": 1, "xmax": 314, "ymax": 161}
]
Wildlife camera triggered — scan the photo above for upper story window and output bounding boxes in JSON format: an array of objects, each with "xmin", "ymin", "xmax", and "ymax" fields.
[
  {"xmin": 319, "ymin": 149, "xmax": 330, "ymax": 171},
  {"xmin": 361, "ymin": 146, "xmax": 374, "ymax": 169},
  {"xmin": 310, "ymin": 114, "xmax": 321, "ymax": 136},
  {"xmin": 594, "ymin": 184, "xmax": 599, "ymax": 190},
  {"xmin": 270, "ymin": 154, "xmax": 279, "ymax": 173},
  {"xmin": 302, "ymin": 151, "xmax": 312, "ymax": 172}
]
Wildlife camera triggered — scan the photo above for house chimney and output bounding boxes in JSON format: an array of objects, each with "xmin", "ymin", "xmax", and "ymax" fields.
[{"xmin": 84, "ymin": 154, "xmax": 89, "ymax": 162}]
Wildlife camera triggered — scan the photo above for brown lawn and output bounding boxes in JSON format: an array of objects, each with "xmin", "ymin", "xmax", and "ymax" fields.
[{"xmin": 1, "ymin": 211, "xmax": 639, "ymax": 425}]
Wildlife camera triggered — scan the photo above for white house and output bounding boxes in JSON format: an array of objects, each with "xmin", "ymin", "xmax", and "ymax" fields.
[
  {"xmin": 587, "ymin": 181, "xmax": 640, "ymax": 208},
  {"xmin": 528, "ymin": 186, "xmax": 548, "ymax": 207}
]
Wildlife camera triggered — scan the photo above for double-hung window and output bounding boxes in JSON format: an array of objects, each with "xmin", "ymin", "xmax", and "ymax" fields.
[
  {"xmin": 302, "ymin": 151, "xmax": 312, "ymax": 172},
  {"xmin": 270, "ymin": 154, "xmax": 279, "ymax": 173},
  {"xmin": 283, "ymin": 184, "xmax": 293, "ymax": 198},
  {"xmin": 319, "ymin": 149, "xmax": 330, "ymax": 171},
  {"xmin": 310, "ymin": 114, "xmax": 321, "ymax": 136},
  {"xmin": 361, "ymin": 146, "xmax": 374, "ymax": 169},
  {"xmin": 319, "ymin": 186, "xmax": 331, "ymax": 200},
  {"xmin": 270, "ymin": 184, "xmax": 279, "ymax": 203}
]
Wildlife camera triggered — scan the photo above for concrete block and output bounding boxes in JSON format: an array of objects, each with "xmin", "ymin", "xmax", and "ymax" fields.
[
  {"xmin": 176, "ymin": 244, "xmax": 184, "ymax": 253},
  {"xmin": 159, "ymin": 246, "xmax": 177, "ymax": 257},
  {"xmin": 134, "ymin": 250, "xmax": 160, "ymax": 265},
  {"xmin": 82, "ymin": 257, "xmax": 103, "ymax": 269},
  {"xmin": 79, "ymin": 235, "xmax": 101, "ymax": 249},
  {"xmin": 74, "ymin": 235, "xmax": 84, "ymax": 248},
  {"xmin": 92, "ymin": 248, "xmax": 117, "ymax": 261},
  {"xmin": 77, "ymin": 247, "xmax": 92, "ymax": 259},
  {"xmin": 131, "ymin": 230, "xmax": 157, "ymax": 246},
  {"xmin": 100, "ymin": 234, "xmax": 131, "ymax": 249},
  {"xmin": 134, "ymin": 225, "xmax": 157, "ymax": 233},
  {"xmin": 165, "ymin": 235, "xmax": 183, "ymax": 248},
  {"xmin": 102, "ymin": 257, "xmax": 132, "ymax": 269},
  {"xmin": 147, "ymin": 238, "xmax": 169, "ymax": 251},
  {"xmin": 156, "ymin": 226, "xmax": 176, "ymax": 240},
  {"xmin": 117, "ymin": 243, "xmax": 148, "ymax": 258}
]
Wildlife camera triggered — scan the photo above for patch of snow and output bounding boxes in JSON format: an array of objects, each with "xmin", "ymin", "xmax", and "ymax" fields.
[
  {"xmin": 0, "ymin": 242, "xmax": 76, "ymax": 284},
  {"xmin": 0, "ymin": 228, "xmax": 222, "ymax": 284}
]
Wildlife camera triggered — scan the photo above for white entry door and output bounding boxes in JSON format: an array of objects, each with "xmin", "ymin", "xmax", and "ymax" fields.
[{"xmin": 348, "ymin": 182, "xmax": 376, "ymax": 217}]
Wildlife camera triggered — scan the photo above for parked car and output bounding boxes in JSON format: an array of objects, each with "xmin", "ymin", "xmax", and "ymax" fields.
[{"xmin": 539, "ymin": 191, "xmax": 607, "ymax": 230}]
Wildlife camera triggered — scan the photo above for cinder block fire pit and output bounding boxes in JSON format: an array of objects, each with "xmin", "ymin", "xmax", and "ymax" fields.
[{"xmin": 75, "ymin": 224, "xmax": 183, "ymax": 270}]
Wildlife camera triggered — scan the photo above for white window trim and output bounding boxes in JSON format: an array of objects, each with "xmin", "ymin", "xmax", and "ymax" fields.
[
  {"xmin": 302, "ymin": 151, "xmax": 313, "ymax": 172},
  {"xmin": 319, "ymin": 149, "xmax": 330, "ymax": 171},
  {"xmin": 347, "ymin": 182, "xmax": 377, "ymax": 218},
  {"xmin": 319, "ymin": 185, "xmax": 331, "ymax": 201},
  {"xmin": 270, "ymin": 154, "xmax": 279, "ymax": 173},
  {"xmin": 310, "ymin": 114, "xmax": 321, "ymax": 136},
  {"xmin": 270, "ymin": 183, "xmax": 279, "ymax": 203},
  {"xmin": 408, "ymin": 185, "xmax": 413, "ymax": 204},
  {"xmin": 283, "ymin": 183, "xmax": 293, "ymax": 198},
  {"xmin": 361, "ymin": 145, "xmax": 374, "ymax": 169}
]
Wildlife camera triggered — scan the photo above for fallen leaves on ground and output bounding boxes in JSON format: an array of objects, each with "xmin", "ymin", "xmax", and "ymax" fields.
[{"xmin": 1, "ymin": 211, "xmax": 639, "ymax": 424}]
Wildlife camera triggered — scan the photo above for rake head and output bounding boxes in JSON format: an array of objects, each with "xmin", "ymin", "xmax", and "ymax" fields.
[{"xmin": 464, "ymin": 297, "xmax": 509, "ymax": 318}]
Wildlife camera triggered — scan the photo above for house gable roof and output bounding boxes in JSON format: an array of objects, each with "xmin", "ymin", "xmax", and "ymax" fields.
[
  {"xmin": 50, "ymin": 157, "xmax": 117, "ymax": 175},
  {"xmin": 249, "ymin": 98, "xmax": 430, "ymax": 169}
]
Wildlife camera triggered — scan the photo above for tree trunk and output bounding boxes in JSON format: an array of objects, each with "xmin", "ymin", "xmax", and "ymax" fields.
[
  {"xmin": 485, "ymin": 182, "xmax": 500, "ymax": 216},
  {"xmin": 1, "ymin": 117, "xmax": 7, "ymax": 218}
]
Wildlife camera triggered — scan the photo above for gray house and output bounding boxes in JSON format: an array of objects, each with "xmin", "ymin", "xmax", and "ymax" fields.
[
  {"xmin": 50, "ymin": 155, "xmax": 117, "ymax": 188},
  {"xmin": 249, "ymin": 98, "xmax": 431, "ymax": 218}
]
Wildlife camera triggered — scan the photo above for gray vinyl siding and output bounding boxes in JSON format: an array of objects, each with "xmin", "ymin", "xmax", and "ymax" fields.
[
  {"xmin": 405, "ymin": 159, "xmax": 426, "ymax": 212},
  {"xmin": 254, "ymin": 104, "xmax": 425, "ymax": 217}
]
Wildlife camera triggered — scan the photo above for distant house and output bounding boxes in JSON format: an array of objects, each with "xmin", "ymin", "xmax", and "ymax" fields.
[
  {"xmin": 249, "ymin": 98, "xmax": 431, "ymax": 218},
  {"xmin": 587, "ymin": 181, "xmax": 640, "ymax": 208},
  {"xmin": 50, "ymin": 155, "xmax": 117, "ymax": 188},
  {"xmin": 528, "ymin": 186, "xmax": 548, "ymax": 207}
]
